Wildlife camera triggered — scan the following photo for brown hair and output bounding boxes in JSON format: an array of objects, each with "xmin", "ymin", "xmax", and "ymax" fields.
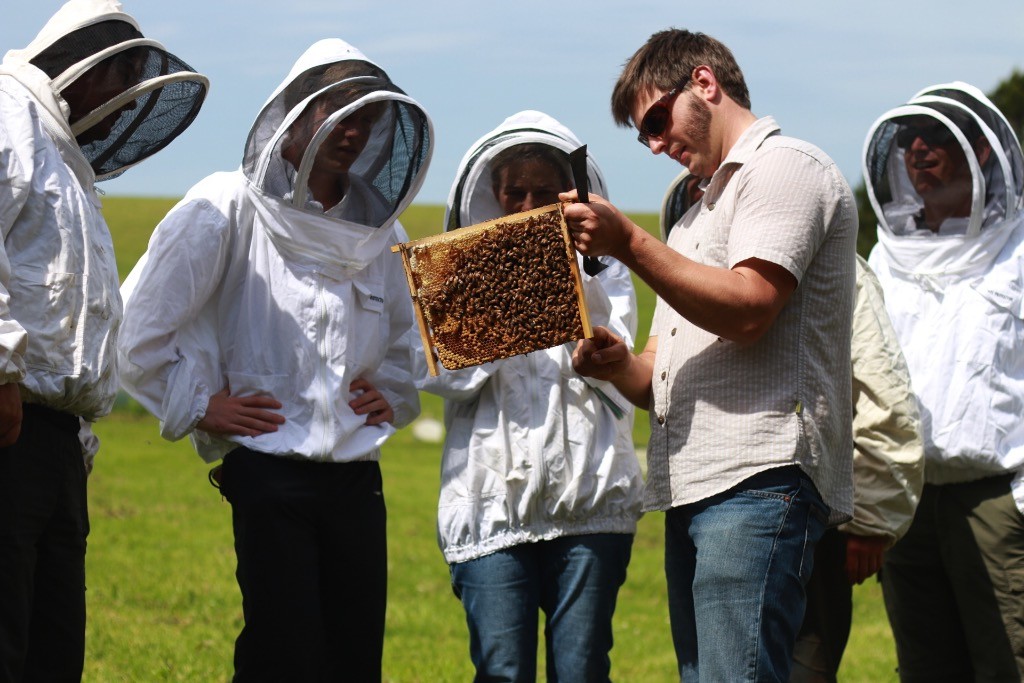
[{"xmin": 611, "ymin": 28, "xmax": 751, "ymax": 127}]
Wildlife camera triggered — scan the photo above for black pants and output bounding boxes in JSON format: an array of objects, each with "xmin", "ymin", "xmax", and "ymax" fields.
[
  {"xmin": 0, "ymin": 404, "xmax": 87, "ymax": 683},
  {"xmin": 221, "ymin": 448, "xmax": 388, "ymax": 683}
]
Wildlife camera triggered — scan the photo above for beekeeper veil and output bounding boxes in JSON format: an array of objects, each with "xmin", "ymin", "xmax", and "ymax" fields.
[
  {"xmin": 1, "ymin": 0, "xmax": 209, "ymax": 180},
  {"xmin": 244, "ymin": 39, "xmax": 432, "ymax": 229},
  {"xmin": 863, "ymin": 81, "xmax": 1023, "ymax": 240},
  {"xmin": 444, "ymin": 110, "xmax": 607, "ymax": 231}
]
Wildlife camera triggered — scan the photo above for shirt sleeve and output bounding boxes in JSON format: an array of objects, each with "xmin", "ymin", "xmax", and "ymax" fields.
[
  {"xmin": 365, "ymin": 221, "xmax": 421, "ymax": 429},
  {"xmin": 117, "ymin": 196, "xmax": 232, "ymax": 440},
  {"xmin": 839, "ymin": 257, "xmax": 925, "ymax": 543},
  {"xmin": 727, "ymin": 145, "xmax": 848, "ymax": 282},
  {"xmin": 0, "ymin": 92, "xmax": 34, "ymax": 383},
  {"xmin": 576, "ymin": 254, "xmax": 637, "ymax": 415}
]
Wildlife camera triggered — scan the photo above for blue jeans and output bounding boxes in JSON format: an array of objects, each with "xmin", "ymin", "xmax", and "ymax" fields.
[
  {"xmin": 665, "ymin": 466, "xmax": 827, "ymax": 683},
  {"xmin": 450, "ymin": 533, "xmax": 634, "ymax": 683}
]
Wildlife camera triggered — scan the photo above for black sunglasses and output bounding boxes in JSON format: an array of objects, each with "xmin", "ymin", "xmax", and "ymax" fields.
[
  {"xmin": 636, "ymin": 74, "xmax": 691, "ymax": 148},
  {"xmin": 896, "ymin": 124, "xmax": 957, "ymax": 149}
]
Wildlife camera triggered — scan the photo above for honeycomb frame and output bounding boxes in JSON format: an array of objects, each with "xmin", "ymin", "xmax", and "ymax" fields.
[{"xmin": 392, "ymin": 203, "xmax": 593, "ymax": 375}]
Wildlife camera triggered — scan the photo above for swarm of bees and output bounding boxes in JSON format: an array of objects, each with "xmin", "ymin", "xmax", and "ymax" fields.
[{"xmin": 392, "ymin": 204, "xmax": 592, "ymax": 374}]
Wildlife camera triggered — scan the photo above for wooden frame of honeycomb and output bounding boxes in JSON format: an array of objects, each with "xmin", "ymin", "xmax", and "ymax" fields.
[{"xmin": 392, "ymin": 203, "xmax": 593, "ymax": 376}]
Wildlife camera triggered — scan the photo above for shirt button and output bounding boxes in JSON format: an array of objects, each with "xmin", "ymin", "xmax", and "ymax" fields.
[
  {"xmin": 661, "ymin": 371, "xmax": 667, "ymax": 381},
  {"xmin": 671, "ymin": 328, "xmax": 677, "ymax": 336},
  {"xmin": 708, "ymin": 202, "xmax": 716, "ymax": 211},
  {"xmin": 657, "ymin": 415, "xmax": 665, "ymax": 425}
]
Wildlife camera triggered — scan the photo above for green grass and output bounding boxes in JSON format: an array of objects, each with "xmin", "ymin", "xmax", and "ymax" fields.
[
  {"xmin": 84, "ymin": 197, "xmax": 899, "ymax": 681},
  {"xmin": 99, "ymin": 197, "xmax": 179, "ymax": 279}
]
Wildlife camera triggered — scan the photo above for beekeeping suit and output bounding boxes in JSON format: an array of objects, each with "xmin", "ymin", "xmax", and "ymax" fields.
[
  {"xmin": 866, "ymin": 81, "xmax": 1024, "ymax": 681},
  {"xmin": 118, "ymin": 38, "xmax": 431, "ymax": 464},
  {"xmin": 418, "ymin": 110, "xmax": 643, "ymax": 565},
  {"xmin": 0, "ymin": 2, "xmax": 206, "ymax": 679},
  {"xmin": 0, "ymin": 0, "xmax": 208, "ymax": 422},
  {"xmin": 864, "ymin": 81, "xmax": 1024, "ymax": 507}
]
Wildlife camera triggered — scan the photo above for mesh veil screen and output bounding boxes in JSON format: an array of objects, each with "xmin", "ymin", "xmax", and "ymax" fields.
[
  {"xmin": 370, "ymin": 101, "xmax": 430, "ymax": 210},
  {"xmin": 919, "ymin": 87, "xmax": 1024, "ymax": 198},
  {"xmin": 865, "ymin": 123, "xmax": 897, "ymax": 208},
  {"xmin": 30, "ymin": 21, "xmax": 206, "ymax": 179},
  {"xmin": 30, "ymin": 20, "xmax": 142, "ymax": 78},
  {"xmin": 78, "ymin": 47, "xmax": 206, "ymax": 179},
  {"xmin": 245, "ymin": 66, "xmax": 429, "ymax": 225}
]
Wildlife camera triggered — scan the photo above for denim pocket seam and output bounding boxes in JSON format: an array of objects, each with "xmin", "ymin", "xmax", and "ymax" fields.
[{"xmin": 738, "ymin": 490, "xmax": 792, "ymax": 503}]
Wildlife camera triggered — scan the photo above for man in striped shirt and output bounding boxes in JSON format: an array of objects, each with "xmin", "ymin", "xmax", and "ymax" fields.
[{"xmin": 564, "ymin": 28, "xmax": 857, "ymax": 682}]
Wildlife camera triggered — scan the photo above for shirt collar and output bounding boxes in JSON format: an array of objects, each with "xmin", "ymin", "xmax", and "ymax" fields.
[{"xmin": 716, "ymin": 115, "xmax": 781, "ymax": 171}]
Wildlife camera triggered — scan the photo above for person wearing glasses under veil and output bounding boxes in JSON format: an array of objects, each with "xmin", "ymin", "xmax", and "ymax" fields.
[
  {"xmin": 417, "ymin": 110, "xmax": 643, "ymax": 683},
  {"xmin": 116, "ymin": 38, "xmax": 432, "ymax": 681},
  {"xmin": 565, "ymin": 29, "xmax": 857, "ymax": 682},
  {"xmin": 863, "ymin": 82, "xmax": 1024, "ymax": 682},
  {"xmin": 0, "ymin": 1, "xmax": 208, "ymax": 679}
]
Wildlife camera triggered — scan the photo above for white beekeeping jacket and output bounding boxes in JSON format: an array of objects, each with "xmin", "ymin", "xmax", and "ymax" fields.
[
  {"xmin": 0, "ymin": 0, "xmax": 205, "ymax": 426},
  {"xmin": 864, "ymin": 81, "xmax": 1024, "ymax": 510},
  {"xmin": 418, "ymin": 110, "xmax": 643, "ymax": 564},
  {"xmin": 118, "ymin": 38, "xmax": 432, "ymax": 464}
]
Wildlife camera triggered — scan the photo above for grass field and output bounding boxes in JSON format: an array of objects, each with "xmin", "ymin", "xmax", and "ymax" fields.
[{"xmin": 84, "ymin": 197, "xmax": 899, "ymax": 681}]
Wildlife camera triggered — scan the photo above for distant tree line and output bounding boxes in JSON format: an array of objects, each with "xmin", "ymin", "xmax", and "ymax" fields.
[{"xmin": 856, "ymin": 69, "xmax": 1024, "ymax": 257}]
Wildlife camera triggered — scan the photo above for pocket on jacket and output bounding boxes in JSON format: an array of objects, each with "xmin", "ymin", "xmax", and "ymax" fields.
[{"xmin": 351, "ymin": 278, "xmax": 389, "ymax": 365}]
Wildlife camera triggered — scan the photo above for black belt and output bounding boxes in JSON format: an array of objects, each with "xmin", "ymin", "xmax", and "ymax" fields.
[{"xmin": 22, "ymin": 403, "xmax": 80, "ymax": 434}]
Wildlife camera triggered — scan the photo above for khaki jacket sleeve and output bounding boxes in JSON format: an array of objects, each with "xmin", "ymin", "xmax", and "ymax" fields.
[{"xmin": 840, "ymin": 256, "xmax": 925, "ymax": 544}]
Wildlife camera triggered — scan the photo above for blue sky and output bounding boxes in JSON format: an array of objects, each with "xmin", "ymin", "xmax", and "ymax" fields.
[{"xmin": 3, "ymin": 0, "xmax": 1023, "ymax": 212}]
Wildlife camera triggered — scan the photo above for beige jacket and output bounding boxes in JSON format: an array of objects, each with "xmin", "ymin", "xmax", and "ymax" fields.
[{"xmin": 842, "ymin": 255, "xmax": 924, "ymax": 544}]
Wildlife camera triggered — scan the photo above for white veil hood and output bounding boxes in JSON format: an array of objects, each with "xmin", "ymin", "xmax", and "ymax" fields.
[
  {"xmin": 0, "ymin": 0, "xmax": 209, "ymax": 181},
  {"xmin": 242, "ymin": 38, "xmax": 433, "ymax": 231},
  {"xmin": 862, "ymin": 82, "xmax": 1023, "ymax": 276},
  {"xmin": 443, "ymin": 110, "xmax": 607, "ymax": 231},
  {"xmin": 6, "ymin": 0, "xmax": 139, "ymax": 63}
]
